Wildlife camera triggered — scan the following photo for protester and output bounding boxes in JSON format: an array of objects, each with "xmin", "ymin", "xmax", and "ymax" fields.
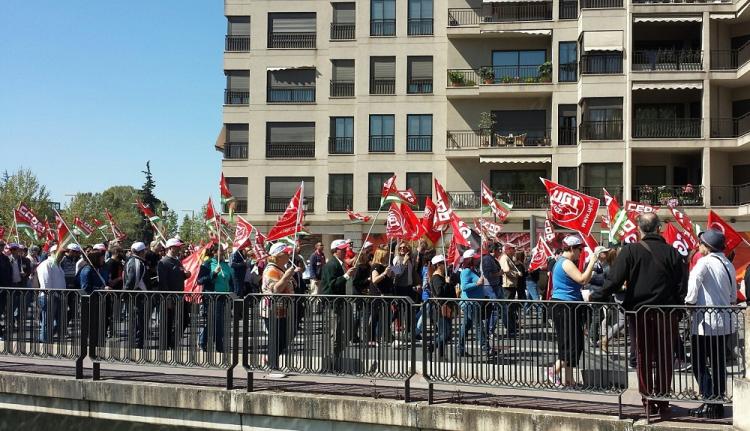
[
  {"xmin": 481, "ymin": 242, "xmax": 502, "ymax": 340},
  {"xmin": 321, "ymin": 239, "xmax": 355, "ymax": 370},
  {"xmin": 124, "ymin": 242, "xmax": 148, "ymax": 348},
  {"xmin": 229, "ymin": 247, "xmax": 248, "ymax": 297},
  {"xmin": 392, "ymin": 242, "xmax": 421, "ymax": 301},
  {"xmin": 198, "ymin": 244, "xmax": 233, "ymax": 353},
  {"xmin": 36, "ymin": 245, "xmax": 66, "ymax": 343},
  {"xmin": 157, "ymin": 238, "xmax": 191, "ymax": 348},
  {"xmin": 352, "ymin": 241, "xmax": 374, "ymax": 344},
  {"xmin": 261, "ymin": 243, "xmax": 297, "ymax": 378},
  {"xmin": 60, "ymin": 244, "xmax": 81, "ymax": 290},
  {"xmin": 499, "ymin": 243, "xmax": 521, "ymax": 336},
  {"xmin": 308, "ymin": 242, "xmax": 326, "ymax": 295},
  {"xmin": 370, "ymin": 248, "xmax": 394, "ymax": 343},
  {"xmin": 457, "ymin": 249, "xmax": 488, "ymax": 357},
  {"xmin": 430, "ymin": 254, "xmax": 454, "ymax": 358},
  {"xmin": 80, "ymin": 251, "xmax": 107, "ymax": 295},
  {"xmin": 585, "ymin": 245, "xmax": 611, "ymax": 347}
]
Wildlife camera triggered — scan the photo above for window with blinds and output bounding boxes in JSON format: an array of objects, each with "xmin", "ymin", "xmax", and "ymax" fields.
[
  {"xmin": 331, "ymin": 60, "xmax": 355, "ymax": 97},
  {"xmin": 226, "ymin": 17, "xmax": 251, "ymax": 51},
  {"xmin": 265, "ymin": 177, "xmax": 315, "ymax": 212},
  {"xmin": 368, "ymin": 172, "xmax": 394, "ymax": 210},
  {"xmin": 370, "ymin": 57, "xmax": 395, "ymax": 94},
  {"xmin": 266, "ymin": 122, "xmax": 316, "ymax": 158},
  {"xmin": 331, "ymin": 3, "xmax": 356, "ymax": 40},
  {"xmin": 225, "ymin": 124, "xmax": 249, "ymax": 159},
  {"xmin": 225, "ymin": 71, "xmax": 250, "ymax": 105},
  {"xmin": 407, "ymin": 56, "xmax": 432, "ymax": 94},
  {"xmin": 268, "ymin": 13, "xmax": 317, "ymax": 48}
]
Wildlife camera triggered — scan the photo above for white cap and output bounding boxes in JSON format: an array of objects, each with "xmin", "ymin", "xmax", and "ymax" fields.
[
  {"xmin": 165, "ymin": 238, "xmax": 184, "ymax": 248},
  {"xmin": 462, "ymin": 249, "xmax": 477, "ymax": 260},
  {"xmin": 594, "ymin": 245, "xmax": 610, "ymax": 255},
  {"xmin": 269, "ymin": 242, "xmax": 292, "ymax": 257},
  {"xmin": 431, "ymin": 254, "xmax": 445, "ymax": 265},
  {"xmin": 92, "ymin": 243, "xmax": 107, "ymax": 251},
  {"xmin": 131, "ymin": 242, "xmax": 147, "ymax": 253},
  {"xmin": 563, "ymin": 235, "xmax": 583, "ymax": 247},
  {"xmin": 49, "ymin": 245, "xmax": 58, "ymax": 253},
  {"xmin": 331, "ymin": 239, "xmax": 348, "ymax": 250},
  {"xmin": 362, "ymin": 241, "xmax": 374, "ymax": 250},
  {"xmin": 66, "ymin": 244, "xmax": 82, "ymax": 252}
]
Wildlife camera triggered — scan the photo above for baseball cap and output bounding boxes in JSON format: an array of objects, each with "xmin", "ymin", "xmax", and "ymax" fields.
[
  {"xmin": 594, "ymin": 245, "xmax": 610, "ymax": 255},
  {"xmin": 431, "ymin": 254, "xmax": 445, "ymax": 265},
  {"xmin": 131, "ymin": 242, "xmax": 147, "ymax": 253},
  {"xmin": 8, "ymin": 243, "xmax": 20, "ymax": 250},
  {"xmin": 66, "ymin": 244, "xmax": 82, "ymax": 252},
  {"xmin": 269, "ymin": 242, "xmax": 292, "ymax": 257},
  {"xmin": 165, "ymin": 238, "xmax": 184, "ymax": 248},
  {"xmin": 362, "ymin": 241, "xmax": 374, "ymax": 250},
  {"xmin": 462, "ymin": 249, "xmax": 477, "ymax": 260},
  {"xmin": 49, "ymin": 245, "xmax": 58, "ymax": 253},
  {"xmin": 563, "ymin": 235, "xmax": 582, "ymax": 247},
  {"xmin": 331, "ymin": 239, "xmax": 348, "ymax": 250},
  {"xmin": 92, "ymin": 243, "xmax": 107, "ymax": 251}
]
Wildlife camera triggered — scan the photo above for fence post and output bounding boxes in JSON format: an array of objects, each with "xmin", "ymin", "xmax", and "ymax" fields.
[
  {"xmin": 88, "ymin": 292, "xmax": 100, "ymax": 381},
  {"xmin": 77, "ymin": 292, "xmax": 88, "ymax": 380},
  {"xmin": 227, "ymin": 295, "xmax": 242, "ymax": 390}
]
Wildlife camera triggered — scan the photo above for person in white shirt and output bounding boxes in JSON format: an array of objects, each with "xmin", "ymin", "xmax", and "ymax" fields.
[
  {"xmin": 37, "ymin": 245, "xmax": 66, "ymax": 342},
  {"xmin": 685, "ymin": 229, "xmax": 737, "ymax": 419}
]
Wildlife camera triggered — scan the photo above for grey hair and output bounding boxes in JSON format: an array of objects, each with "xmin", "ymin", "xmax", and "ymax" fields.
[{"xmin": 638, "ymin": 212, "xmax": 661, "ymax": 234}]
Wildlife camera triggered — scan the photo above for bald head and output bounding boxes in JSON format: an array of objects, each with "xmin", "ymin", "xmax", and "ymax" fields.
[{"xmin": 638, "ymin": 212, "xmax": 661, "ymax": 234}]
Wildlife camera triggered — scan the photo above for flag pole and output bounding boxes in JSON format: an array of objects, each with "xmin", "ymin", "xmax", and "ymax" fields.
[
  {"xmin": 12, "ymin": 209, "xmax": 21, "ymax": 243},
  {"xmin": 98, "ymin": 228, "xmax": 109, "ymax": 243},
  {"xmin": 54, "ymin": 209, "xmax": 107, "ymax": 286},
  {"xmin": 479, "ymin": 182, "xmax": 484, "ymax": 277},
  {"xmin": 290, "ymin": 181, "xmax": 304, "ymax": 269},
  {"xmin": 353, "ymin": 203, "xmax": 385, "ymax": 269}
]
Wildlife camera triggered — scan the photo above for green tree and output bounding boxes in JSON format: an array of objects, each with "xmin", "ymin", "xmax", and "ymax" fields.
[
  {"xmin": 156, "ymin": 201, "xmax": 179, "ymax": 238},
  {"xmin": 64, "ymin": 186, "xmax": 141, "ymax": 245},
  {"xmin": 0, "ymin": 168, "xmax": 53, "ymax": 231},
  {"xmin": 177, "ymin": 207, "xmax": 210, "ymax": 245},
  {"xmin": 138, "ymin": 161, "xmax": 162, "ymax": 244}
]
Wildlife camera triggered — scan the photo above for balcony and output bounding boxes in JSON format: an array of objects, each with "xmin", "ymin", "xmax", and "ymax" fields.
[
  {"xmin": 225, "ymin": 35, "xmax": 250, "ymax": 52},
  {"xmin": 408, "ymin": 18, "xmax": 433, "ymax": 36},
  {"xmin": 580, "ymin": 0, "xmax": 623, "ymax": 7},
  {"xmin": 268, "ymin": 32, "xmax": 316, "ymax": 49},
  {"xmin": 407, "ymin": 79, "xmax": 433, "ymax": 94},
  {"xmin": 631, "ymin": 185, "xmax": 704, "ymax": 207},
  {"xmin": 710, "ymin": 114, "xmax": 750, "ymax": 138},
  {"xmin": 559, "ymin": 0, "xmax": 579, "ymax": 19},
  {"xmin": 632, "ymin": 118, "xmax": 702, "ymax": 139},
  {"xmin": 369, "ymin": 135, "xmax": 395, "ymax": 152},
  {"xmin": 266, "ymin": 142, "xmax": 316, "ymax": 159},
  {"xmin": 223, "ymin": 143, "xmax": 248, "ymax": 160},
  {"xmin": 710, "ymin": 42, "xmax": 750, "ymax": 70},
  {"xmin": 330, "ymin": 23, "xmax": 355, "ymax": 40},
  {"xmin": 267, "ymin": 87, "xmax": 315, "ymax": 104},
  {"xmin": 370, "ymin": 19, "xmax": 396, "ymax": 36},
  {"xmin": 579, "ymin": 120, "xmax": 623, "ymax": 140},
  {"xmin": 632, "ymin": 50, "xmax": 703, "ymax": 72},
  {"xmin": 330, "ymin": 81, "xmax": 354, "ymax": 98},
  {"xmin": 267, "ymin": 197, "xmax": 314, "ymax": 213},
  {"xmin": 447, "ymin": 3, "xmax": 553, "ymax": 26},
  {"xmin": 580, "ymin": 53, "xmax": 623, "ymax": 75},
  {"xmin": 328, "ymin": 195, "xmax": 353, "ymax": 212},
  {"xmin": 224, "ymin": 199, "xmax": 248, "ymax": 214},
  {"xmin": 370, "ymin": 79, "xmax": 396, "ymax": 95},
  {"xmin": 447, "ymin": 66, "xmax": 551, "ymax": 87},
  {"xmin": 579, "ymin": 187, "xmax": 622, "ymax": 204},
  {"xmin": 446, "ymin": 129, "xmax": 552, "ymax": 149},
  {"xmin": 329, "ymin": 137, "xmax": 354, "ymax": 154},
  {"xmin": 711, "ymin": 184, "xmax": 750, "ymax": 206},
  {"xmin": 447, "ymin": 191, "xmax": 548, "ymax": 209},
  {"xmin": 224, "ymin": 89, "xmax": 249, "ymax": 105},
  {"xmin": 406, "ymin": 135, "xmax": 433, "ymax": 152},
  {"xmin": 559, "ymin": 127, "xmax": 577, "ymax": 146},
  {"xmin": 633, "ymin": 0, "xmax": 730, "ymax": 3}
]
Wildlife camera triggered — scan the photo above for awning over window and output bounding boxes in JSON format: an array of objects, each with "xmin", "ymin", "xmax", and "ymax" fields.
[
  {"xmin": 267, "ymin": 66, "xmax": 315, "ymax": 71},
  {"xmin": 479, "ymin": 29, "xmax": 552, "ymax": 36},
  {"xmin": 633, "ymin": 15, "xmax": 702, "ymax": 23},
  {"xmin": 583, "ymin": 31, "xmax": 623, "ymax": 52},
  {"xmin": 632, "ymin": 81, "xmax": 703, "ymax": 90},
  {"xmin": 483, "ymin": 0, "xmax": 549, "ymax": 3},
  {"xmin": 214, "ymin": 125, "xmax": 226, "ymax": 151},
  {"xmin": 479, "ymin": 156, "xmax": 551, "ymax": 164}
]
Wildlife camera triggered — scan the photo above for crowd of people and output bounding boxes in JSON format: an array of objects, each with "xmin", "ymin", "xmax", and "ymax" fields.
[{"xmin": 0, "ymin": 211, "xmax": 745, "ymax": 419}]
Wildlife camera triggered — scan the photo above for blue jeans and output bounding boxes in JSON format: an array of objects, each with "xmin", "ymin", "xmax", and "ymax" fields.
[
  {"xmin": 435, "ymin": 316, "xmax": 452, "ymax": 356},
  {"xmin": 458, "ymin": 301, "xmax": 488, "ymax": 354},
  {"xmin": 39, "ymin": 293, "xmax": 61, "ymax": 343},
  {"xmin": 199, "ymin": 300, "xmax": 226, "ymax": 353},
  {"xmin": 526, "ymin": 280, "xmax": 540, "ymax": 300}
]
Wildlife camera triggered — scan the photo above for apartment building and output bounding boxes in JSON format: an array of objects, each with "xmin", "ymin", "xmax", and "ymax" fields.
[{"xmin": 218, "ymin": 0, "xmax": 750, "ymax": 242}]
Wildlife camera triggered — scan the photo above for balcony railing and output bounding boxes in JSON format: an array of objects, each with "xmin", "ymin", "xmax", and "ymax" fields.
[
  {"xmin": 447, "ymin": 191, "xmax": 548, "ymax": 209},
  {"xmin": 559, "ymin": 127, "xmax": 577, "ymax": 146},
  {"xmin": 581, "ymin": 0, "xmax": 623, "ymax": 7},
  {"xmin": 267, "ymin": 197, "xmax": 314, "ymax": 213},
  {"xmin": 632, "ymin": 118, "xmax": 702, "ymax": 139},
  {"xmin": 446, "ymin": 129, "xmax": 552, "ymax": 149},
  {"xmin": 447, "ymin": 3, "xmax": 552, "ymax": 26},
  {"xmin": 267, "ymin": 87, "xmax": 316, "ymax": 103},
  {"xmin": 224, "ymin": 199, "xmax": 248, "ymax": 214},
  {"xmin": 579, "ymin": 120, "xmax": 623, "ymax": 140},
  {"xmin": 327, "ymin": 195, "xmax": 353, "ymax": 212},
  {"xmin": 580, "ymin": 53, "xmax": 623, "ymax": 74},
  {"xmin": 330, "ymin": 23, "xmax": 355, "ymax": 40},
  {"xmin": 369, "ymin": 135, "xmax": 395, "ymax": 152},
  {"xmin": 407, "ymin": 79, "xmax": 433, "ymax": 94},
  {"xmin": 266, "ymin": 142, "xmax": 316, "ymax": 159},
  {"xmin": 632, "ymin": 50, "xmax": 703, "ymax": 72},
  {"xmin": 224, "ymin": 89, "xmax": 249, "ymax": 105},
  {"xmin": 710, "ymin": 113, "xmax": 750, "ymax": 138},
  {"xmin": 223, "ymin": 143, "xmax": 248, "ymax": 159},
  {"xmin": 268, "ymin": 32, "xmax": 316, "ymax": 49},
  {"xmin": 329, "ymin": 137, "xmax": 354, "ymax": 154},
  {"xmin": 407, "ymin": 135, "xmax": 432, "ymax": 152},
  {"xmin": 408, "ymin": 18, "xmax": 434, "ymax": 36},
  {"xmin": 225, "ymin": 35, "xmax": 250, "ymax": 52},
  {"xmin": 330, "ymin": 81, "xmax": 354, "ymax": 98},
  {"xmin": 370, "ymin": 79, "xmax": 396, "ymax": 95},
  {"xmin": 631, "ymin": 185, "xmax": 704, "ymax": 207},
  {"xmin": 559, "ymin": 63, "xmax": 577, "ymax": 82},
  {"xmin": 710, "ymin": 42, "xmax": 750, "ymax": 70},
  {"xmin": 370, "ymin": 19, "xmax": 396, "ymax": 36},
  {"xmin": 711, "ymin": 184, "xmax": 750, "ymax": 206},
  {"xmin": 579, "ymin": 186, "xmax": 622, "ymax": 205},
  {"xmin": 447, "ymin": 66, "xmax": 550, "ymax": 87},
  {"xmin": 633, "ymin": 0, "xmax": 730, "ymax": 4},
  {"xmin": 559, "ymin": 0, "xmax": 579, "ymax": 18}
]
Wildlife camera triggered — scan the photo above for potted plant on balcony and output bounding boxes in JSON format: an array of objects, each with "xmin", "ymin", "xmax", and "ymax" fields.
[
  {"xmin": 478, "ymin": 111, "xmax": 496, "ymax": 147},
  {"xmin": 538, "ymin": 61, "xmax": 553, "ymax": 82},
  {"xmin": 448, "ymin": 70, "xmax": 465, "ymax": 87},
  {"xmin": 478, "ymin": 67, "xmax": 495, "ymax": 84}
]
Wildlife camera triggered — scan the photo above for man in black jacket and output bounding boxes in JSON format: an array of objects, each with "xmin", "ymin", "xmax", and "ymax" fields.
[
  {"xmin": 591, "ymin": 213, "xmax": 686, "ymax": 415},
  {"xmin": 157, "ymin": 238, "xmax": 191, "ymax": 348},
  {"xmin": 320, "ymin": 239, "xmax": 355, "ymax": 370}
]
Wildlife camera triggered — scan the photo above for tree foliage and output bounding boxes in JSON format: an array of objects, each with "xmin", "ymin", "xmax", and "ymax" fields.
[
  {"xmin": 64, "ymin": 186, "xmax": 141, "ymax": 245},
  {"xmin": 138, "ymin": 161, "xmax": 162, "ymax": 244},
  {"xmin": 0, "ymin": 168, "xmax": 53, "ymax": 229}
]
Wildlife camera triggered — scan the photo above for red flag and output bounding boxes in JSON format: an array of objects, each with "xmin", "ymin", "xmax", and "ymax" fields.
[
  {"xmin": 446, "ymin": 233, "xmax": 463, "ymax": 268},
  {"xmin": 528, "ymin": 237, "xmax": 553, "ymax": 272},
  {"xmin": 233, "ymin": 215, "xmax": 254, "ymax": 249},
  {"xmin": 474, "ymin": 218, "xmax": 504, "ymax": 239},
  {"xmin": 104, "ymin": 209, "xmax": 127, "ymax": 241},
  {"xmin": 543, "ymin": 217, "xmax": 556, "ymax": 244},
  {"xmin": 16, "ymin": 203, "xmax": 46, "ymax": 238},
  {"xmin": 55, "ymin": 214, "xmax": 71, "ymax": 247},
  {"xmin": 604, "ymin": 190, "xmax": 639, "ymax": 244},
  {"xmin": 386, "ymin": 203, "xmax": 405, "ymax": 238},
  {"xmin": 73, "ymin": 217, "xmax": 95, "ymax": 237},
  {"xmin": 480, "ymin": 181, "xmax": 512, "ymax": 222},
  {"xmin": 135, "ymin": 199, "xmax": 156, "ymax": 218},
  {"xmin": 624, "ymin": 200, "xmax": 660, "ymax": 215},
  {"xmin": 421, "ymin": 197, "xmax": 442, "ymax": 245},
  {"xmin": 707, "ymin": 210, "xmax": 745, "ymax": 253},
  {"xmin": 266, "ymin": 183, "xmax": 306, "ymax": 241},
  {"xmin": 219, "ymin": 173, "xmax": 234, "ymax": 203},
  {"xmin": 449, "ymin": 213, "xmax": 471, "ymax": 247},
  {"xmin": 577, "ymin": 233, "xmax": 599, "ymax": 272},
  {"xmin": 346, "ymin": 209, "xmax": 372, "ymax": 223},
  {"xmin": 182, "ymin": 242, "xmax": 214, "ymax": 296},
  {"xmin": 252, "ymin": 230, "xmax": 268, "ymax": 262},
  {"xmin": 0, "ymin": 226, "xmax": 5, "ymax": 240},
  {"xmin": 662, "ymin": 222, "xmax": 691, "ymax": 257},
  {"xmin": 542, "ymin": 178, "xmax": 600, "ymax": 236},
  {"xmin": 400, "ymin": 203, "xmax": 425, "ymax": 240},
  {"xmin": 433, "ymin": 179, "xmax": 454, "ymax": 228},
  {"xmin": 669, "ymin": 207, "xmax": 700, "ymax": 250}
]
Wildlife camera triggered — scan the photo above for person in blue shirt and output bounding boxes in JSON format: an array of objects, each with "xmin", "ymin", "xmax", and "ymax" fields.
[
  {"xmin": 80, "ymin": 251, "xmax": 107, "ymax": 295},
  {"xmin": 457, "ymin": 249, "xmax": 488, "ymax": 357},
  {"xmin": 197, "ymin": 244, "xmax": 233, "ymax": 353}
]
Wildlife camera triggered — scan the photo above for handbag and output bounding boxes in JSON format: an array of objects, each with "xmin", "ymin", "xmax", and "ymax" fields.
[{"xmin": 440, "ymin": 302, "xmax": 456, "ymax": 319}]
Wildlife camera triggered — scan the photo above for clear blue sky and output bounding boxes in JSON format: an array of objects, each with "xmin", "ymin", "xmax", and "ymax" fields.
[{"xmin": 0, "ymin": 1, "xmax": 224, "ymax": 215}]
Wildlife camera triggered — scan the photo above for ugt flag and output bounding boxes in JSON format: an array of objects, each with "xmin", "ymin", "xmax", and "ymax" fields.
[{"xmin": 541, "ymin": 178, "xmax": 600, "ymax": 236}]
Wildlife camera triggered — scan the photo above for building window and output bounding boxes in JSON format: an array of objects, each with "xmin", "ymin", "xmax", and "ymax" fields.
[
  {"xmin": 368, "ymin": 172, "xmax": 394, "ymax": 210},
  {"xmin": 406, "ymin": 114, "xmax": 432, "ymax": 152},
  {"xmin": 406, "ymin": 172, "xmax": 431, "ymax": 210},
  {"xmin": 492, "ymin": 110, "xmax": 550, "ymax": 146},
  {"xmin": 558, "ymin": 104, "xmax": 577, "ymax": 146},
  {"xmin": 329, "ymin": 117, "xmax": 354, "ymax": 154},
  {"xmin": 559, "ymin": 0, "xmax": 578, "ymax": 19},
  {"xmin": 266, "ymin": 122, "xmax": 316, "ymax": 159},
  {"xmin": 267, "ymin": 68, "xmax": 316, "ymax": 103},
  {"xmin": 331, "ymin": 3, "xmax": 356, "ymax": 40},
  {"xmin": 223, "ymin": 177, "xmax": 248, "ymax": 213},
  {"xmin": 490, "ymin": 169, "xmax": 548, "ymax": 209},
  {"xmin": 224, "ymin": 124, "xmax": 249, "ymax": 159},
  {"xmin": 558, "ymin": 167, "xmax": 578, "ymax": 189},
  {"xmin": 265, "ymin": 177, "xmax": 315, "ymax": 213},
  {"xmin": 492, "ymin": 50, "xmax": 548, "ymax": 83},
  {"xmin": 407, "ymin": 56, "xmax": 433, "ymax": 94},
  {"xmin": 225, "ymin": 71, "xmax": 250, "ymax": 105},
  {"xmin": 408, "ymin": 0, "xmax": 433, "ymax": 35},
  {"xmin": 268, "ymin": 12, "xmax": 317, "ymax": 49},
  {"xmin": 331, "ymin": 59, "xmax": 355, "ymax": 98},
  {"xmin": 226, "ymin": 16, "xmax": 251, "ymax": 52},
  {"xmin": 581, "ymin": 98, "xmax": 623, "ymax": 140},
  {"xmin": 371, "ymin": 0, "xmax": 396, "ymax": 36},
  {"xmin": 369, "ymin": 115, "xmax": 395, "ymax": 152},
  {"xmin": 370, "ymin": 56, "xmax": 396, "ymax": 95},
  {"xmin": 581, "ymin": 163, "xmax": 622, "ymax": 199},
  {"xmin": 559, "ymin": 42, "xmax": 577, "ymax": 82},
  {"xmin": 328, "ymin": 174, "xmax": 354, "ymax": 211}
]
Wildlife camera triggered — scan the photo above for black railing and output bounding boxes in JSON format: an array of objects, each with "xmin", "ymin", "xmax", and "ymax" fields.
[
  {"xmin": 267, "ymin": 87, "xmax": 316, "ymax": 103},
  {"xmin": 329, "ymin": 136, "xmax": 354, "ymax": 154},
  {"xmin": 408, "ymin": 18, "xmax": 433, "ymax": 35},
  {"xmin": 559, "ymin": 0, "xmax": 579, "ymax": 18},
  {"xmin": 266, "ymin": 197, "xmax": 314, "ymax": 213},
  {"xmin": 330, "ymin": 81, "xmax": 355, "ymax": 98},
  {"xmin": 446, "ymin": 129, "xmax": 552, "ymax": 149},
  {"xmin": 580, "ymin": 186, "xmax": 622, "ymax": 204},
  {"xmin": 631, "ymin": 185, "xmax": 704, "ymax": 206},
  {"xmin": 224, "ymin": 143, "xmax": 248, "ymax": 159},
  {"xmin": 330, "ymin": 23, "xmax": 355, "ymax": 40},
  {"xmin": 447, "ymin": 4, "xmax": 552, "ymax": 26},
  {"xmin": 632, "ymin": 50, "xmax": 703, "ymax": 72},
  {"xmin": 447, "ymin": 190, "xmax": 548, "ymax": 209},
  {"xmin": 407, "ymin": 79, "xmax": 433, "ymax": 94},
  {"xmin": 633, "ymin": 0, "xmax": 730, "ymax": 3},
  {"xmin": 370, "ymin": 79, "xmax": 395, "ymax": 95},
  {"xmin": 710, "ymin": 42, "xmax": 750, "ymax": 70},
  {"xmin": 559, "ymin": 127, "xmax": 577, "ymax": 145},
  {"xmin": 581, "ymin": 0, "xmax": 623, "ymax": 7},
  {"xmin": 224, "ymin": 199, "xmax": 248, "ymax": 214},
  {"xmin": 327, "ymin": 195, "xmax": 353, "ymax": 211},
  {"xmin": 580, "ymin": 53, "xmax": 623, "ymax": 74},
  {"xmin": 406, "ymin": 135, "xmax": 433, "ymax": 152},
  {"xmin": 268, "ymin": 32, "xmax": 316, "ymax": 49},
  {"xmin": 710, "ymin": 113, "xmax": 750, "ymax": 138},
  {"xmin": 367, "ymin": 194, "xmax": 382, "ymax": 211},
  {"xmin": 447, "ymin": 67, "xmax": 550, "ymax": 86},
  {"xmin": 370, "ymin": 19, "xmax": 396, "ymax": 36},
  {"xmin": 369, "ymin": 135, "xmax": 395, "ymax": 152},
  {"xmin": 224, "ymin": 89, "xmax": 250, "ymax": 105},
  {"xmin": 225, "ymin": 35, "xmax": 250, "ymax": 52},
  {"xmin": 559, "ymin": 63, "xmax": 577, "ymax": 82},
  {"xmin": 266, "ymin": 142, "xmax": 316, "ymax": 159},
  {"xmin": 579, "ymin": 120, "xmax": 623, "ymax": 140},
  {"xmin": 447, "ymin": 69, "xmax": 478, "ymax": 87},
  {"xmin": 632, "ymin": 118, "xmax": 702, "ymax": 139},
  {"xmin": 711, "ymin": 184, "xmax": 750, "ymax": 206}
]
